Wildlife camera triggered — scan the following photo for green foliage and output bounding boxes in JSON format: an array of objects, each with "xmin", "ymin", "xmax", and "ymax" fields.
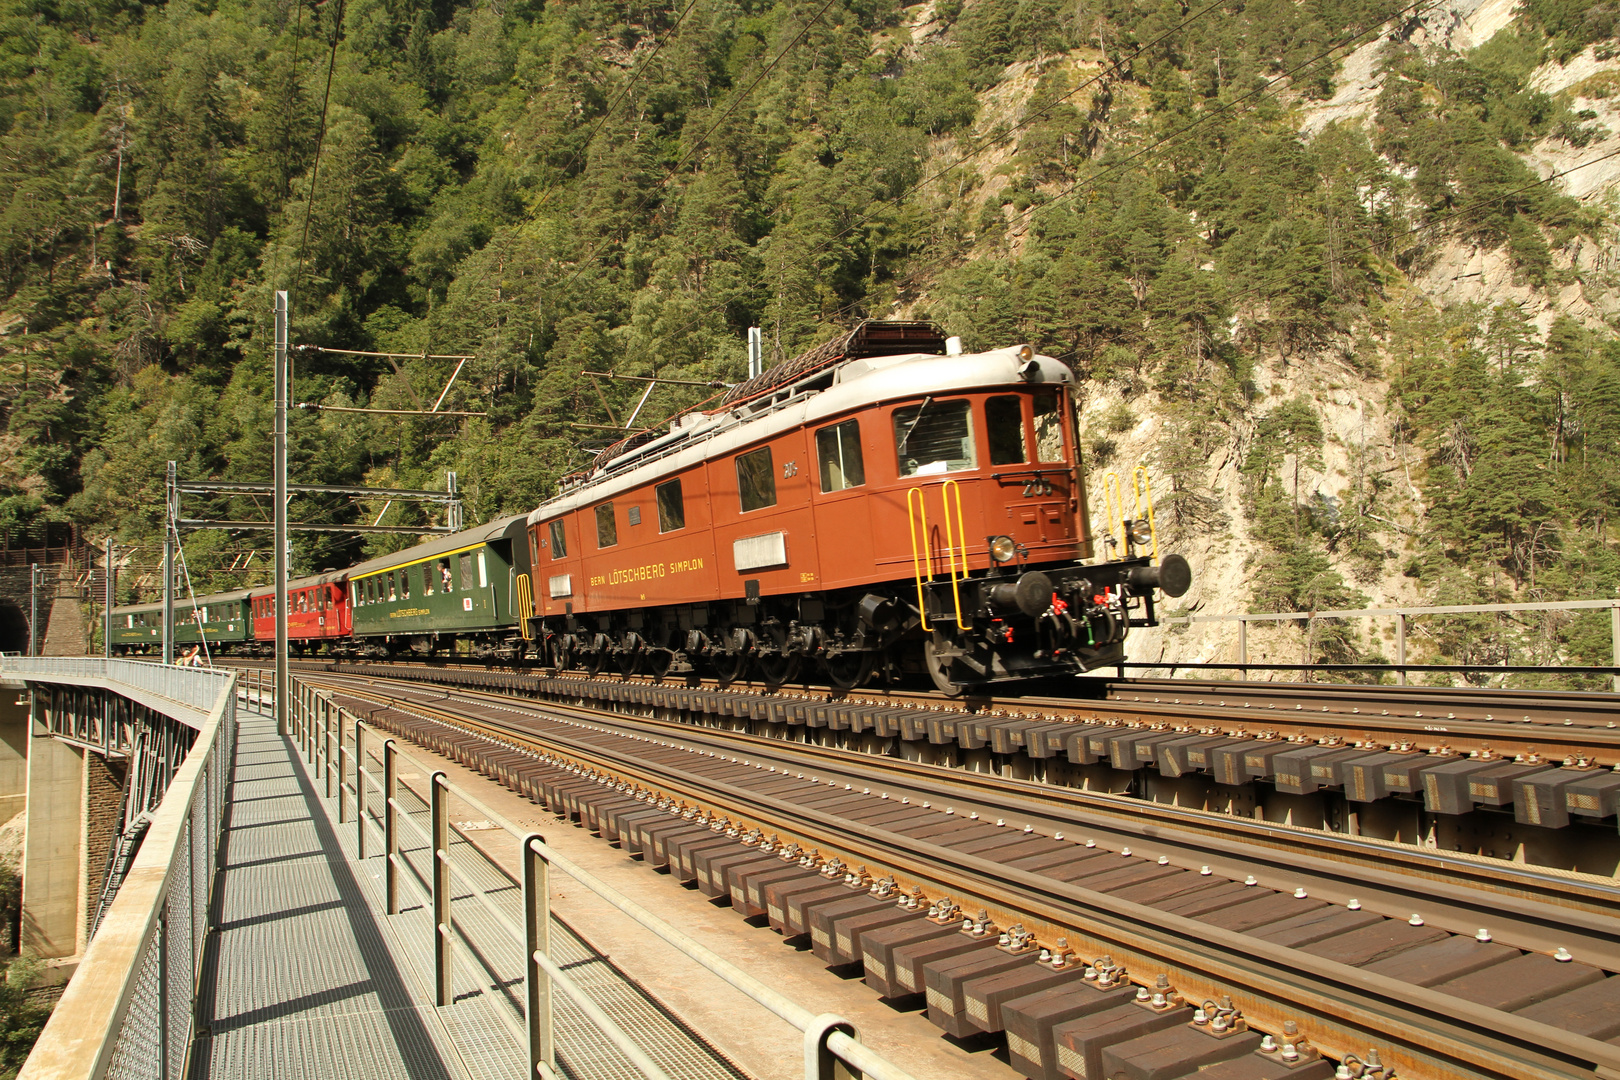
[{"xmin": 0, "ymin": 0, "xmax": 1612, "ymax": 667}]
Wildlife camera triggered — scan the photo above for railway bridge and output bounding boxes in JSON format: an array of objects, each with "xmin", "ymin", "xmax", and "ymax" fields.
[{"xmin": 3, "ymin": 655, "xmax": 1619, "ymax": 1080}]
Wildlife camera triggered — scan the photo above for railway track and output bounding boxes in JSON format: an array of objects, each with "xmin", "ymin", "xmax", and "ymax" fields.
[
  {"xmin": 307, "ymin": 670, "xmax": 1620, "ymax": 1080},
  {"xmin": 228, "ymin": 658, "xmax": 1620, "ymax": 851}
]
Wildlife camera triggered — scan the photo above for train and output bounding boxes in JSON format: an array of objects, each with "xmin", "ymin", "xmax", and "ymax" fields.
[{"xmin": 111, "ymin": 321, "xmax": 1190, "ymax": 694}]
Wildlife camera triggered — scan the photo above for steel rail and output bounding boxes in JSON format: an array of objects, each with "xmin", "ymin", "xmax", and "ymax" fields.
[
  {"xmin": 314, "ymin": 674, "xmax": 1620, "ymax": 928},
  {"xmin": 312, "ymin": 676, "xmax": 1620, "ymax": 1080},
  {"xmin": 221, "ymin": 657, "xmax": 1620, "ymax": 763}
]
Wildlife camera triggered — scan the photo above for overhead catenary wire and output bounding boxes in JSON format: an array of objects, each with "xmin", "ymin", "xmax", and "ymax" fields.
[
  {"xmin": 295, "ymin": 345, "xmax": 478, "ymax": 360},
  {"xmin": 291, "ymin": 0, "xmax": 349, "ymax": 290}
]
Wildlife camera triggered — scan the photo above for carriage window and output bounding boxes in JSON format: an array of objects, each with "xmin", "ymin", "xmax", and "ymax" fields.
[
  {"xmin": 816, "ymin": 420, "xmax": 865, "ymax": 492},
  {"xmin": 439, "ymin": 559, "xmax": 453, "ymax": 593},
  {"xmin": 987, "ymin": 395, "xmax": 1028, "ymax": 466},
  {"xmin": 548, "ymin": 519, "xmax": 567, "ymax": 558},
  {"xmin": 596, "ymin": 504, "xmax": 618, "ymax": 548},
  {"xmin": 736, "ymin": 447, "xmax": 776, "ymax": 512},
  {"xmin": 894, "ymin": 399, "xmax": 977, "ymax": 476},
  {"xmin": 423, "ymin": 564, "xmax": 435, "ymax": 595},
  {"xmin": 201, "ymin": 607, "xmax": 210, "ymax": 622},
  {"xmin": 460, "ymin": 554, "xmax": 475, "ymax": 590},
  {"xmin": 656, "ymin": 479, "xmax": 685, "ymax": 532},
  {"xmin": 1034, "ymin": 390, "xmax": 1065, "ymax": 462}
]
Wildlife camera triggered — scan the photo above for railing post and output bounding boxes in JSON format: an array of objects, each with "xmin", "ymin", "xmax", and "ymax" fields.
[
  {"xmin": 1237, "ymin": 618, "xmax": 1248, "ymax": 680},
  {"xmin": 354, "ymin": 720, "xmax": 366, "ymax": 857},
  {"xmin": 431, "ymin": 771, "xmax": 452, "ymax": 1007},
  {"xmin": 384, "ymin": 739, "xmax": 398, "ymax": 913},
  {"xmin": 337, "ymin": 708, "xmax": 348, "ymax": 824},
  {"xmin": 1611, "ymin": 603, "xmax": 1619, "ymax": 694},
  {"xmin": 805, "ymin": 1014, "xmax": 858, "ymax": 1080},
  {"xmin": 324, "ymin": 697, "xmax": 335, "ymax": 798},
  {"xmin": 1397, "ymin": 613, "xmax": 1408, "ymax": 687},
  {"xmin": 524, "ymin": 834, "xmax": 553, "ymax": 1075}
]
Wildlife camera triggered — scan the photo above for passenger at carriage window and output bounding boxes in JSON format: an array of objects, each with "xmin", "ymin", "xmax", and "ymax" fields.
[
  {"xmin": 893, "ymin": 399, "xmax": 977, "ymax": 476},
  {"xmin": 816, "ymin": 419, "xmax": 865, "ymax": 492},
  {"xmin": 987, "ymin": 395, "xmax": 1027, "ymax": 466},
  {"xmin": 441, "ymin": 560, "xmax": 453, "ymax": 593},
  {"xmin": 389, "ymin": 575, "xmax": 398, "ymax": 602},
  {"xmin": 400, "ymin": 570, "xmax": 410, "ymax": 599}
]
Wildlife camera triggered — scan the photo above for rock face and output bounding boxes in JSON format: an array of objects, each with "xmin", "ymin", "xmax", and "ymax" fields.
[{"xmin": 913, "ymin": 0, "xmax": 1620, "ymax": 675}]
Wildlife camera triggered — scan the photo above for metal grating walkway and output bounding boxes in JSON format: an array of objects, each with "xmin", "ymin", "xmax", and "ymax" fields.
[
  {"xmin": 191, "ymin": 705, "xmax": 752, "ymax": 1080},
  {"xmin": 192, "ymin": 710, "xmax": 475, "ymax": 1079}
]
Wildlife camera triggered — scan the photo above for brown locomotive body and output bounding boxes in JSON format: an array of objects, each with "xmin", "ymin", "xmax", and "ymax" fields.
[{"xmin": 526, "ymin": 322, "xmax": 1189, "ymax": 693}]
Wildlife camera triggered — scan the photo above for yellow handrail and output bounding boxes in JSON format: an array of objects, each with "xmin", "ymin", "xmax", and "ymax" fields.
[
  {"xmin": 1103, "ymin": 471, "xmax": 1124, "ymax": 553},
  {"xmin": 905, "ymin": 487, "xmax": 932, "ymax": 632},
  {"xmin": 941, "ymin": 480, "xmax": 966, "ymax": 626},
  {"xmin": 514, "ymin": 573, "xmax": 535, "ymax": 639},
  {"xmin": 1132, "ymin": 467, "xmax": 1159, "ymax": 562}
]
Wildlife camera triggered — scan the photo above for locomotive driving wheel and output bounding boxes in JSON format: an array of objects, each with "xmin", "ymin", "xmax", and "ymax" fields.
[
  {"xmin": 547, "ymin": 635, "xmax": 573, "ymax": 673},
  {"xmin": 923, "ymin": 637, "xmax": 968, "ymax": 697},
  {"xmin": 582, "ymin": 632, "xmax": 610, "ymax": 677},
  {"xmin": 755, "ymin": 650, "xmax": 802, "ymax": 691},
  {"xmin": 712, "ymin": 629, "xmax": 755, "ymax": 688},
  {"xmin": 616, "ymin": 633, "xmax": 644, "ymax": 678},
  {"xmin": 822, "ymin": 650, "xmax": 874, "ymax": 692}
]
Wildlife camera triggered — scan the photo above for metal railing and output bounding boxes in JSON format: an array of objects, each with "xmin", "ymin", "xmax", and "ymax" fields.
[
  {"xmin": 16, "ymin": 662, "xmax": 238, "ymax": 1080},
  {"xmin": 1, "ymin": 656, "xmax": 237, "ymax": 719},
  {"xmin": 288, "ymin": 678, "xmax": 920, "ymax": 1080},
  {"xmin": 1149, "ymin": 597, "xmax": 1620, "ymax": 690}
]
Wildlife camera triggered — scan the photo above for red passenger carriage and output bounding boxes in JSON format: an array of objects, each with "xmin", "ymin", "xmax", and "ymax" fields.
[{"xmin": 248, "ymin": 572, "xmax": 350, "ymax": 654}]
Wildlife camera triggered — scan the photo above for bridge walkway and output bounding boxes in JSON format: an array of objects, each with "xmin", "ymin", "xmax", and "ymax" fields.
[{"xmin": 194, "ymin": 704, "xmax": 744, "ymax": 1079}]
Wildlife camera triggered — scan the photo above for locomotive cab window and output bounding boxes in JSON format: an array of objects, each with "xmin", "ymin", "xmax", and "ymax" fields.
[
  {"xmin": 816, "ymin": 420, "xmax": 865, "ymax": 492},
  {"xmin": 1034, "ymin": 389, "xmax": 1065, "ymax": 461},
  {"xmin": 736, "ymin": 447, "xmax": 776, "ymax": 512},
  {"xmin": 656, "ymin": 479, "xmax": 685, "ymax": 532},
  {"xmin": 596, "ymin": 503, "xmax": 618, "ymax": 548},
  {"xmin": 548, "ymin": 519, "xmax": 568, "ymax": 558},
  {"xmin": 894, "ymin": 399, "xmax": 977, "ymax": 476},
  {"xmin": 987, "ymin": 396, "xmax": 1028, "ymax": 466}
]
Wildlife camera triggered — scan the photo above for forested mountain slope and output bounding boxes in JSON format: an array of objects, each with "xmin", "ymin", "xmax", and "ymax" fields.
[{"xmin": 2, "ymin": 0, "xmax": 1616, "ymax": 677}]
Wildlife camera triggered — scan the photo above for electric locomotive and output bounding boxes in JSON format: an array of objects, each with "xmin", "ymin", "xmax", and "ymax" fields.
[{"xmin": 526, "ymin": 321, "xmax": 1190, "ymax": 694}]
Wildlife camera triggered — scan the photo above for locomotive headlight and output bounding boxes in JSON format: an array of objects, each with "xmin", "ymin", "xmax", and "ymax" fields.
[
  {"xmin": 989, "ymin": 535, "xmax": 1018, "ymax": 564},
  {"xmin": 1127, "ymin": 518, "xmax": 1153, "ymax": 546}
]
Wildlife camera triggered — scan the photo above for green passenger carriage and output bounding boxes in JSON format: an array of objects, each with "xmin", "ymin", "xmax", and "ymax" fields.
[
  {"xmin": 348, "ymin": 515, "xmax": 535, "ymax": 658},
  {"xmin": 108, "ymin": 590, "xmax": 254, "ymax": 653}
]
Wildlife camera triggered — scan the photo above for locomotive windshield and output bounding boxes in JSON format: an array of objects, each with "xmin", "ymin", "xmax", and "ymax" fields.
[
  {"xmin": 894, "ymin": 399, "xmax": 976, "ymax": 476},
  {"xmin": 1034, "ymin": 389, "xmax": 1065, "ymax": 461},
  {"xmin": 987, "ymin": 396, "xmax": 1026, "ymax": 465}
]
